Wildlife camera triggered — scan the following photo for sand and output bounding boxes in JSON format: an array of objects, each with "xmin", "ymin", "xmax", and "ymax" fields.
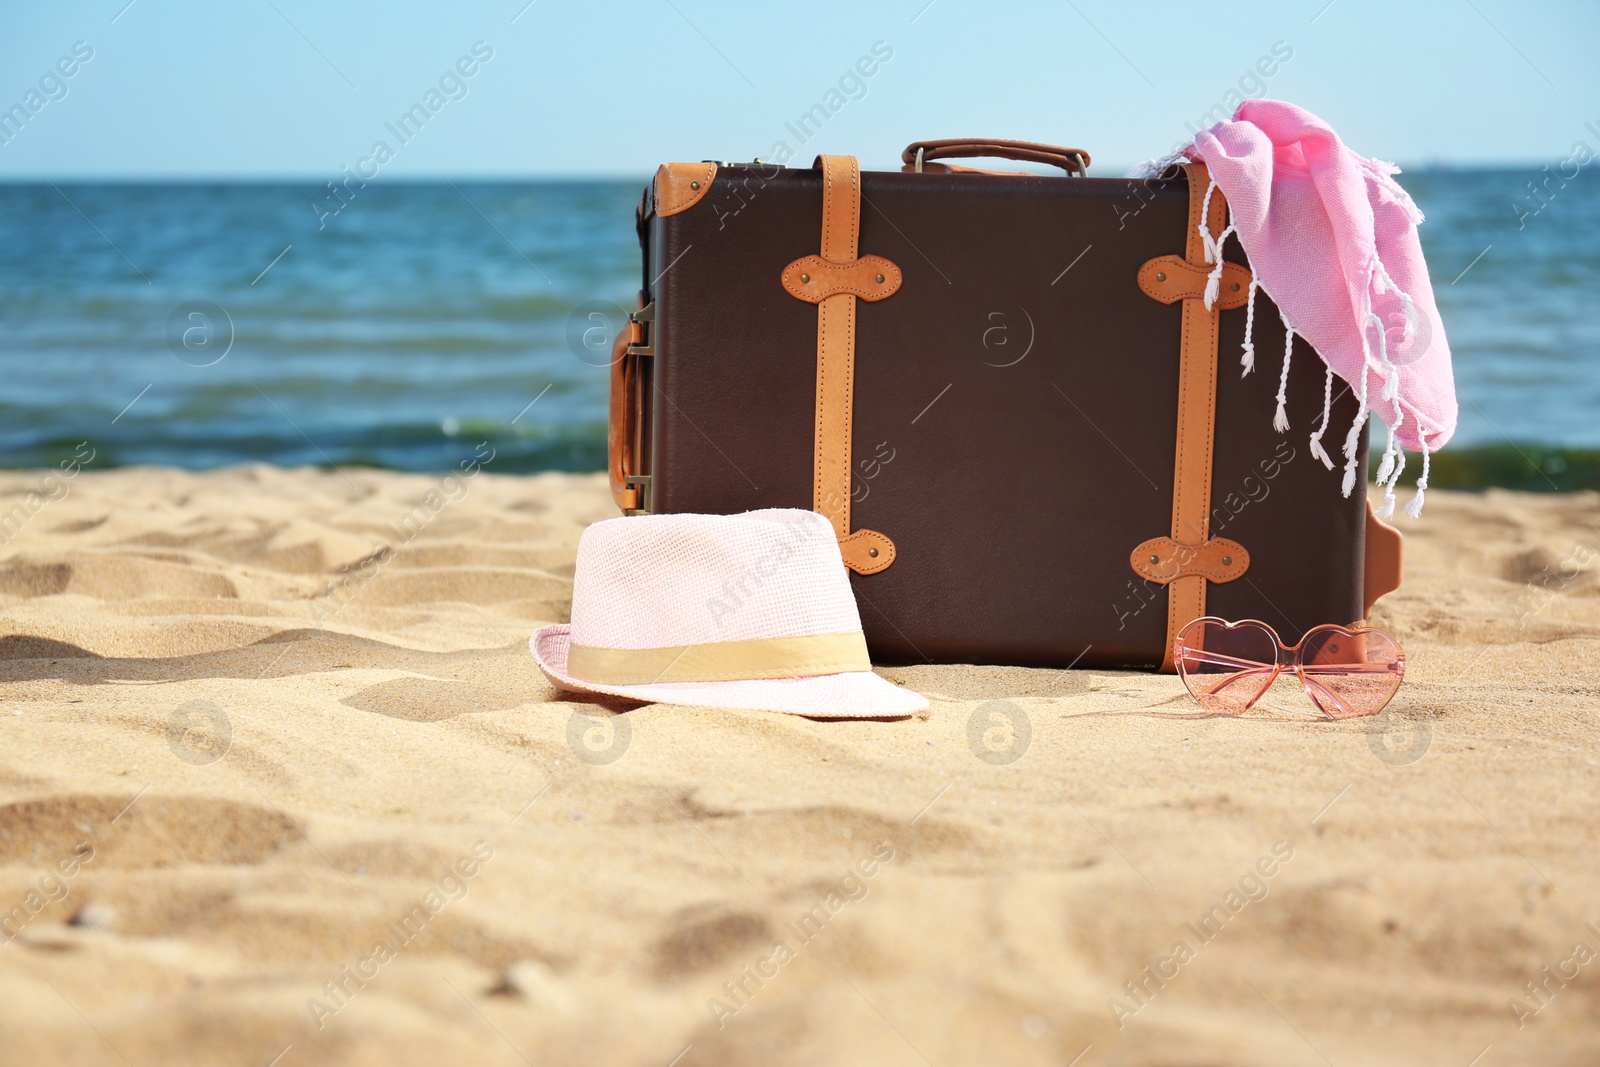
[{"xmin": 1, "ymin": 464, "xmax": 1597, "ymax": 1066}]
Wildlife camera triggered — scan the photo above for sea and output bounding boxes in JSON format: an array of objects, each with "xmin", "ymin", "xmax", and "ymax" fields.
[{"xmin": 1, "ymin": 167, "xmax": 1595, "ymax": 488}]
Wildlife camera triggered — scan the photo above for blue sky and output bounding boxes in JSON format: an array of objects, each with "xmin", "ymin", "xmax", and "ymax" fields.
[{"xmin": 2, "ymin": 0, "xmax": 1595, "ymax": 178}]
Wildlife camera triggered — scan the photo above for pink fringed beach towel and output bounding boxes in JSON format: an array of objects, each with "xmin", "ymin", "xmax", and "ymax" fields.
[{"xmin": 1135, "ymin": 100, "xmax": 1457, "ymax": 517}]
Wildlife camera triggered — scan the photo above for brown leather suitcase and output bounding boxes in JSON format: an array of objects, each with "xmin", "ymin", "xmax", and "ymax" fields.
[{"xmin": 609, "ymin": 139, "xmax": 1402, "ymax": 670}]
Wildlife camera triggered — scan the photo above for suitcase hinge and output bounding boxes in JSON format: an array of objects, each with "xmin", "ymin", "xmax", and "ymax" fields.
[
  {"xmin": 626, "ymin": 301, "xmax": 655, "ymax": 358},
  {"xmin": 622, "ymin": 474, "xmax": 653, "ymax": 516}
]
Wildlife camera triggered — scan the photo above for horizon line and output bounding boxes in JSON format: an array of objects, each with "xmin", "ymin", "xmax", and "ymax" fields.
[{"xmin": 0, "ymin": 159, "xmax": 1554, "ymax": 183}]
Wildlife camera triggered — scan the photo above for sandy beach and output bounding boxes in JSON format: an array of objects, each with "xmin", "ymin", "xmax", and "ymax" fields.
[{"xmin": 1, "ymin": 464, "xmax": 1598, "ymax": 1065}]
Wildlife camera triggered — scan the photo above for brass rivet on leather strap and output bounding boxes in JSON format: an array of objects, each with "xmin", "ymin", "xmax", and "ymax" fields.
[
  {"xmin": 868, "ymin": 547, "xmax": 879, "ymax": 557},
  {"xmin": 1222, "ymin": 555, "xmax": 1232, "ymax": 565},
  {"xmin": 801, "ymin": 273, "xmax": 810, "ymax": 283},
  {"xmin": 690, "ymin": 181, "xmax": 700, "ymax": 190},
  {"xmin": 1230, "ymin": 281, "xmax": 1240, "ymax": 292},
  {"xmin": 876, "ymin": 273, "xmax": 885, "ymax": 283},
  {"xmin": 1156, "ymin": 272, "xmax": 1167, "ymax": 282},
  {"xmin": 1149, "ymin": 554, "xmax": 1160, "ymax": 565}
]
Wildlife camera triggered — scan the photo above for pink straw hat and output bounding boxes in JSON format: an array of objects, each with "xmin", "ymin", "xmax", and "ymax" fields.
[{"xmin": 530, "ymin": 509, "xmax": 928, "ymax": 718}]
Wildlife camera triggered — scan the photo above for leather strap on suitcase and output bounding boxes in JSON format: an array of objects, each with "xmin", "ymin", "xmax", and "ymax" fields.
[
  {"xmin": 1132, "ymin": 163, "xmax": 1252, "ymax": 671},
  {"xmin": 1162, "ymin": 164, "xmax": 1230, "ymax": 670},
  {"xmin": 785, "ymin": 155, "xmax": 899, "ymax": 575}
]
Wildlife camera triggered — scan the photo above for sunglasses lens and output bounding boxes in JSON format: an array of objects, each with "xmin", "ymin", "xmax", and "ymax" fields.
[
  {"xmin": 1174, "ymin": 619, "xmax": 1280, "ymax": 715},
  {"xmin": 1297, "ymin": 626, "xmax": 1405, "ymax": 719}
]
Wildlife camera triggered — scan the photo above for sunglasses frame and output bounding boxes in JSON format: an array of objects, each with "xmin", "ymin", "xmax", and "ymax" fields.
[{"xmin": 1172, "ymin": 616, "xmax": 1406, "ymax": 720}]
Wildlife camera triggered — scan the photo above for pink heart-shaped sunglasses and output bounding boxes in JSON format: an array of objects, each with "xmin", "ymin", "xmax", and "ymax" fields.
[{"xmin": 1174, "ymin": 617, "xmax": 1406, "ymax": 720}]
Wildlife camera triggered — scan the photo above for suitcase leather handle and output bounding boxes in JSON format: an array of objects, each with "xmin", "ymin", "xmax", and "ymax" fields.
[
  {"xmin": 609, "ymin": 301, "xmax": 652, "ymax": 513},
  {"xmin": 901, "ymin": 138, "xmax": 1091, "ymax": 176},
  {"xmin": 608, "ymin": 321, "xmax": 636, "ymax": 511}
]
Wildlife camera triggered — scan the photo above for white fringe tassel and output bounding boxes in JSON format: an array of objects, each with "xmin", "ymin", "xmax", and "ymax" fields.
[
  {"xmin": 1273, "ymin": 308, "xmax": 1294, "ymax": 433},
  {"xmin": 1198, "ymin": 177, "xmax": 1220, "ymax": 265},
  {"xmin": 1204, "ymin": 205, "xmax": 1236, "ymax": 311},
  {"xmin": 1339, "ymin": 355, "xmax": 1371, "ymax": 498},
  {"xmin": 1378, "ymin": 438, "xmax": 1407, "ymax": 520},
  {"xmin": 1404, "ymin": 430, "xmax": 1431, "ymax": 518},
  {"xmin": 1240, "ymin": 276, "xmax": 1260, "ymax": 376},
  {"xmin": 1374, "ymin": 402, "xmax": 1406, "ymax": 520},
  {"xmin": 1308, "ymin": 362, "xmax": 1336, "ymax": 470},
  {"xmin": 1369, "ymin": 256, "xmax": 1415, "ymax": 406},
  {"xmin": 1372, "ymin": 257, "xmax": 1420, "ymax": 343},
  {"xmin": 1123, "ymin": 148, "xmax": 1192, "ymax": 180}
]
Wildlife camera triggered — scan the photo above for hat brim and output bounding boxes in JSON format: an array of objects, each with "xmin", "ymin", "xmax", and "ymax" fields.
[{"xmin": 529, "ymin": 625, "xmax": 928, "ymax": 719}]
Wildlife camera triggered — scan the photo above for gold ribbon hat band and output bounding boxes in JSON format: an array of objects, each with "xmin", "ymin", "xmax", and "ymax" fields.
[{"xmin": 566, "ymin": 630, "xmax": 871, "ymax": 686}]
